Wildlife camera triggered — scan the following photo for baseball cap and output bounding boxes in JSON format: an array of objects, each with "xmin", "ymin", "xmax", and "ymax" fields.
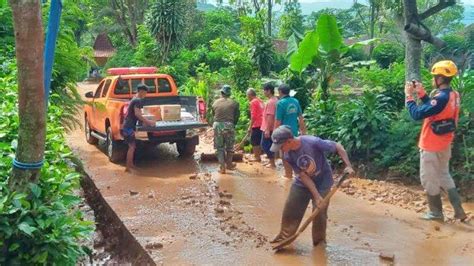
[
  {"xmin": 137, "ymin": 83, "xmax": 149, "ymax": 92},
  {"xmin": 270, "ymin": 125, "xmax": 294, "ymax": 152}
]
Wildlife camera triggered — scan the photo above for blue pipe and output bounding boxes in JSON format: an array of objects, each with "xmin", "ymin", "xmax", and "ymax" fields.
[{"xmin": 43, "ymin": 0, "xmax": 62, "ymax": 107}]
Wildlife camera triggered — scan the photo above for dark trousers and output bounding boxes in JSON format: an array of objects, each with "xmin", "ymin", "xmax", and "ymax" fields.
[{"xmin": 273, "ymin": 183, "xmax": 329, "ymax": 245}]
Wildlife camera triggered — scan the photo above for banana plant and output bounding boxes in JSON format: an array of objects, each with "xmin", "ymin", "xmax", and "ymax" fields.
[{"xmin": 288, "ymin": 14, "xmax": 347, "ymax": 101}]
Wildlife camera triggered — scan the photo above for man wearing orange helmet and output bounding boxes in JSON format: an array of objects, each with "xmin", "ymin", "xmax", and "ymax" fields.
[{"xmin": 405, "ymin": 60, "xmax": 467, "ymax": 222}]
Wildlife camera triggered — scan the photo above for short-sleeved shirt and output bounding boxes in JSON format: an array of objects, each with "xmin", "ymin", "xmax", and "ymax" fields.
[
  {"xmin": 212, "ymin": 97, "xmax": 240, "ymax": 125},
  {"xmin": 284, "ymin": 136, "xmax": 337, "ymax": 193},
  {"xmin": 122, "ymin": 97, "xmax": 144, "ymax": 130},
  {"xmin": 276, "ymin": 96, "xmax": 302, "ymax": 136},
  {"xmin": 261, "ymin": 96, "xmax": 278, "ymax": 132},
  {"xmin": 250, "ymin": 97, "xmax": 264, "ymax": 128}
]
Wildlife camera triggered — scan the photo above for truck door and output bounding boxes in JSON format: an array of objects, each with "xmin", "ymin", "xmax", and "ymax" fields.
[
  {"xmin": 90, "ymin": 81, "xmax": 104, "ymax": 130},
  {"xmin": 94, "ymin": 79, "xmax": 112, "ymax": 133}
]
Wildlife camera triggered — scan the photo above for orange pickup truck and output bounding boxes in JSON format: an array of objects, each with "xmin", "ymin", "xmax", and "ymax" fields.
[{"xmin": 83, "ymin": 67, "xmax": 208, "ymax": 162}]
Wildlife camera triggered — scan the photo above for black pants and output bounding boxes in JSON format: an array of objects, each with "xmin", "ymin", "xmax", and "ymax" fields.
[{"xmin": 273, "ymin": 183, "xmax": 330, "ymax": 245}]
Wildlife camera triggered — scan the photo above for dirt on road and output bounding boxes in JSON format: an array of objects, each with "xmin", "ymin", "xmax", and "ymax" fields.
[{"xmin": 68, "ymin": 83, "xmax": 473, "ymax": 265}]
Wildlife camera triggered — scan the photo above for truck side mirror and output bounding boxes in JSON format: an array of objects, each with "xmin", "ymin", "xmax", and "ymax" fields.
[{"xmin": 85, "ymin": 91, "xmax": 94, "ymax": 98}]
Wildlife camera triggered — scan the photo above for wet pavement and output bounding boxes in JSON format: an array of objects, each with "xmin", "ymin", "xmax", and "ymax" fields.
[{"xmin": 68, "ymin": 83, "xmax": 474, "ymax": 265}]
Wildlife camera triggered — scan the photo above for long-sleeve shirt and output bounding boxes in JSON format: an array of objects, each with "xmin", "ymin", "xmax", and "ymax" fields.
[{"xmin": 406, "ymin": 88, "xmax": 460, "ymax": 152}]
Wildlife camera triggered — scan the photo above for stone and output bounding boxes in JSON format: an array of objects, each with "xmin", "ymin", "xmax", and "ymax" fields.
[
  {"xmin": 145, "ymin": 243, "xmax": 163, "ymax": 250},
  {"xmin": 379, "ymin": 252, "xmax": 395, "ymax": 262},
  {"xmin": 129, "ymin": 190, "xmax": 139, "ymax": 196}
]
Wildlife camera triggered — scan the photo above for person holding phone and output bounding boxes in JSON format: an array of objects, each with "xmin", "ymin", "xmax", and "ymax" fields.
[{"xmin": 405, "ymin": 60, "xmax": 467, "ymax": 222}]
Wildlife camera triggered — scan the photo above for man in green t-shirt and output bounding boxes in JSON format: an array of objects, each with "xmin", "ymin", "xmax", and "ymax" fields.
[{"xmin": 275, "ymin": 83, "xmax": 307, "ymax": 178}]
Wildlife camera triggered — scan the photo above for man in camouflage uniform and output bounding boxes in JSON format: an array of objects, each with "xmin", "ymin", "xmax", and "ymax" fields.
[{"xmin": 212, "ymin": 85, "xmax": 240, "ymax": 174}]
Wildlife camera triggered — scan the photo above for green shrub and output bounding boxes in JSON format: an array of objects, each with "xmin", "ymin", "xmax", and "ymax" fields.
[
  {"xmin": 375, "ymin": 110, "xmax": 421, "ymax": 178},
  {"xmin": 104, "ymin": 46, "xmax": 136, "ymax": 69},
  {"xmin": 372, "ymin": 42, "xmax": 404, "ymax": 69},
  {"xmin": 0, "ymin": 62, "xmax": 94, "ymax": 264}
]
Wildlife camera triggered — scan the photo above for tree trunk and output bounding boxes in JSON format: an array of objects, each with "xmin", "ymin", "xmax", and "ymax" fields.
[
  {"xmin": 403, "ymin": 0, "xmax": 422, "ymax": 82},
  {"xmin": 369, "ymin": 2, "xmax": 376, "ymax": 56},
  {"xmin": 8, "ymin": 0, "xmax": 46, "ymax": 191},
  {"xmin": 267, "ymin": 0, "xmax": 272, "ymax": 36}
]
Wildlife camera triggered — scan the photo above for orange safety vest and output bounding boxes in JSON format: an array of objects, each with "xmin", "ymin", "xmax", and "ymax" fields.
[{"xmin": 419, "ymin": 91, "xmax": 460, "ymax": 152}]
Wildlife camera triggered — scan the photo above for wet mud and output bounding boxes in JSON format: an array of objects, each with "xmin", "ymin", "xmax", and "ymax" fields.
[{"xmin": 68, "ymin": 83, "xmax": 474, "ymax": 265}]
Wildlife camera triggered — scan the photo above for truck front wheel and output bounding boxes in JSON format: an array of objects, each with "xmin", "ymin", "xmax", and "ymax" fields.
[
  {"xmin": 85, "ymin": 115, "xmax": 98, "ymax": 145},
  {"xmin": 177, "ymin": 139, "xmax": 196, "ymax": 158},
  {"xmin": 106, "ymin": 126, "xmax": 126, "ymax": 163}
]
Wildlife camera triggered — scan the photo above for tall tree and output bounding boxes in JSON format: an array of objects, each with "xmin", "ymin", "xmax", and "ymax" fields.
[
  {"xmin": 8, "ymin": 0, "xmax": 45, "ymax": 191},
  {"xmin": 148, "ymin": 0, "xmax": 195, "ymax": 64},
  {"xmin": 278, "ymin": 1, "xmax": 304, "ymax": 39},
  {"xmin": 100, "ymin": 0, "xmax": 149, "ymax": 47},
  {"xmin": 402, "ymin": 0, "xmax": 456, "ymax": 81}
]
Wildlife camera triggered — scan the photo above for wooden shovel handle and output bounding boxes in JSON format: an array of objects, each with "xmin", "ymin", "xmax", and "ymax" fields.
[{"xmin": 296, "ymin": 173, "xmax": 349, "ymax": 235}]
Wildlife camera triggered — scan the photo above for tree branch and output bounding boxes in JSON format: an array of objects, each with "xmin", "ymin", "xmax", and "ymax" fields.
[
  {"xmin": 404, "ymin": 23, "xmax": 446, "ymax": 48},
  {"xmin": 419, "ymin": 0, "xmax": 456, "ymax": 20}
]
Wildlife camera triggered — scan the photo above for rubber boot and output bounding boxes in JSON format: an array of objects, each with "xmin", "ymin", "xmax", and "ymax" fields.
[
  {"xmin": 226, "ymin": 151, "xmax": 236, "ymax": 170},
  {"xmin": 421, "ymin": 194, "xmax": 444, "ymax": 221},
  {"xmin": 447, "ymin": 188, "xmax": 467, "ymax": 221},
  {"xmin": 217, "ymin": 150, "xmax": 226, "ymax": 174}
]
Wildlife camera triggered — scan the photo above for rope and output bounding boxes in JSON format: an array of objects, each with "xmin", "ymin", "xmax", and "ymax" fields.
[{"xmin": 13, "ymin": 158, "xmax": 44, "ymax": 170}]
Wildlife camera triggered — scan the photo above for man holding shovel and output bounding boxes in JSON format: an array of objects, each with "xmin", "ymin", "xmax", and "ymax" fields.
[
  {"xmin": 269, "ymin": 125, "xmax": 354, "ymax": 247},
  {"xmin": 212, "ymin": 85, "xmax": 240, "ymax": 174}
]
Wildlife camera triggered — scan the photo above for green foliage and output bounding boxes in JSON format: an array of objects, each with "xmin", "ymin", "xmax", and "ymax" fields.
[
  {"xmin": 232, "ymin": 90, "xmax": 250, "ymax": 142},
  {"xmin": 104, "ymin": 46, "xmax": 136, "ymax": 69},
  {"xmin": 147, "ymin": 0, "xmax": 190, "ymax": 64},
  {"xmin": 305, "ymin": 90, "xmax": 392, "ymax": 164},
  {"xmin": 375, "ymin": 110, "xmax": 421, "ymax": 178},
  {"xmin": 289, "ymin": 30, "xmax": 319, "ymax": 73},
  {"xmin": 306, "ymin": 7, "xmax": 366, "ymax": 38},
  {"xmin": 289, "ymin": 13, "xmax": 348, "ymax": 101},
  {"xmin": 180, "ymin": 64, "xmax": 221, "ymax": 121},
  {"xmin": 210, "ymin": 38, "xmax": 255, "ymax": 92},
  {"xmin": 0, "ymin": 62, "xmax": 94, "ymax": 264},
  {"xmin": 354, "ymin": 62, "xmax": 431, "ymax": 111},
  {"xmin": 0, "ymin": 3, "xmax": 14, "ymax": 49},
  {"xmin": 372, "ymin": 42, "xmax": 404, "ymax": 68},
  {"xmin": 133, "ymin": 25, "xmax": 159, "ymax": 66},
  {"xmin": 43, "ymin": 1, "xmax": 93, "ymax": 131},
  {"xmin": 187, "ymin": 8, "xmax": 240, "ymax": 48},
  {"xmin": 278, "ymin": 1, "xmax": 304, "ymax": 39},
  {"xmin": 251, "ymin": 32, "xmax": 275, "ymax": 76}
]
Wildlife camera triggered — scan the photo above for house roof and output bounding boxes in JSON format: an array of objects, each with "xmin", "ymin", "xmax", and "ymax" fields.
[
  {"xmin": 93, "ymin": 33, "xmax": 115, "ymax": 58},
  {"xmin": 272, "ymin": 39, "xmax": 288, "ymax": 54}
]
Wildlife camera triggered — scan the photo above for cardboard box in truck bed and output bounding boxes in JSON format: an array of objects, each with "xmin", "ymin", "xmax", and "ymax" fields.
[
  {"xmin": 143, "ymin": 105, "xmax": 162, "ymax": 121},
  {"xmin": 161, "ymin": 104, "xmax": 181, "ymax": 121}
]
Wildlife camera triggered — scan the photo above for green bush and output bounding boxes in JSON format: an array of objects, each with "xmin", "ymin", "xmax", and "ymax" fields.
[
  {"xmin": 210, "ymin": 38, "xmax": 256, "ymax": 92},
  {"xmin": 0, "ymin": 62, "xmax": 93, "ymax": 264},
  {"xmin": 354, "ymin": 62, "xmax": 432, "ymax": 112},
  {"xmin": 372, "ymin": 42, "xmax": 404, "ymax": 69},
  {"xmin": 375, "ymin": 110, "xmax": 421, "ymax": 178},
  {"xmin": 104, "ymin": 46, "xmax": 136, "ymax": 69}
]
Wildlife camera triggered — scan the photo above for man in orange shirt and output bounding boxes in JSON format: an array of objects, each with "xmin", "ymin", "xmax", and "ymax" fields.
[{"xmin": 405, "ymin": 60, "xmax": 467, "ymax": 222}]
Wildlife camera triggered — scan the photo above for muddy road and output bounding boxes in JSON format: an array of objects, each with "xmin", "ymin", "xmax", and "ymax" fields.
[{"xmin": 68, "ymin": 83, "xmax": 473, "ymax": 265}]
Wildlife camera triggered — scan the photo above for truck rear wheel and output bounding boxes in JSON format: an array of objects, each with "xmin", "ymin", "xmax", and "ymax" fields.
[
  {"xmin": 106, "ymin": 126, "xmax": 126, "ymax": 163},
  {"xmin": 85, "ymin": 116, "xmax": 98, "ymax": 145},
  {"xmin": 177, "ymin": 139, "xmax": 196, "ymax": 158}
]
